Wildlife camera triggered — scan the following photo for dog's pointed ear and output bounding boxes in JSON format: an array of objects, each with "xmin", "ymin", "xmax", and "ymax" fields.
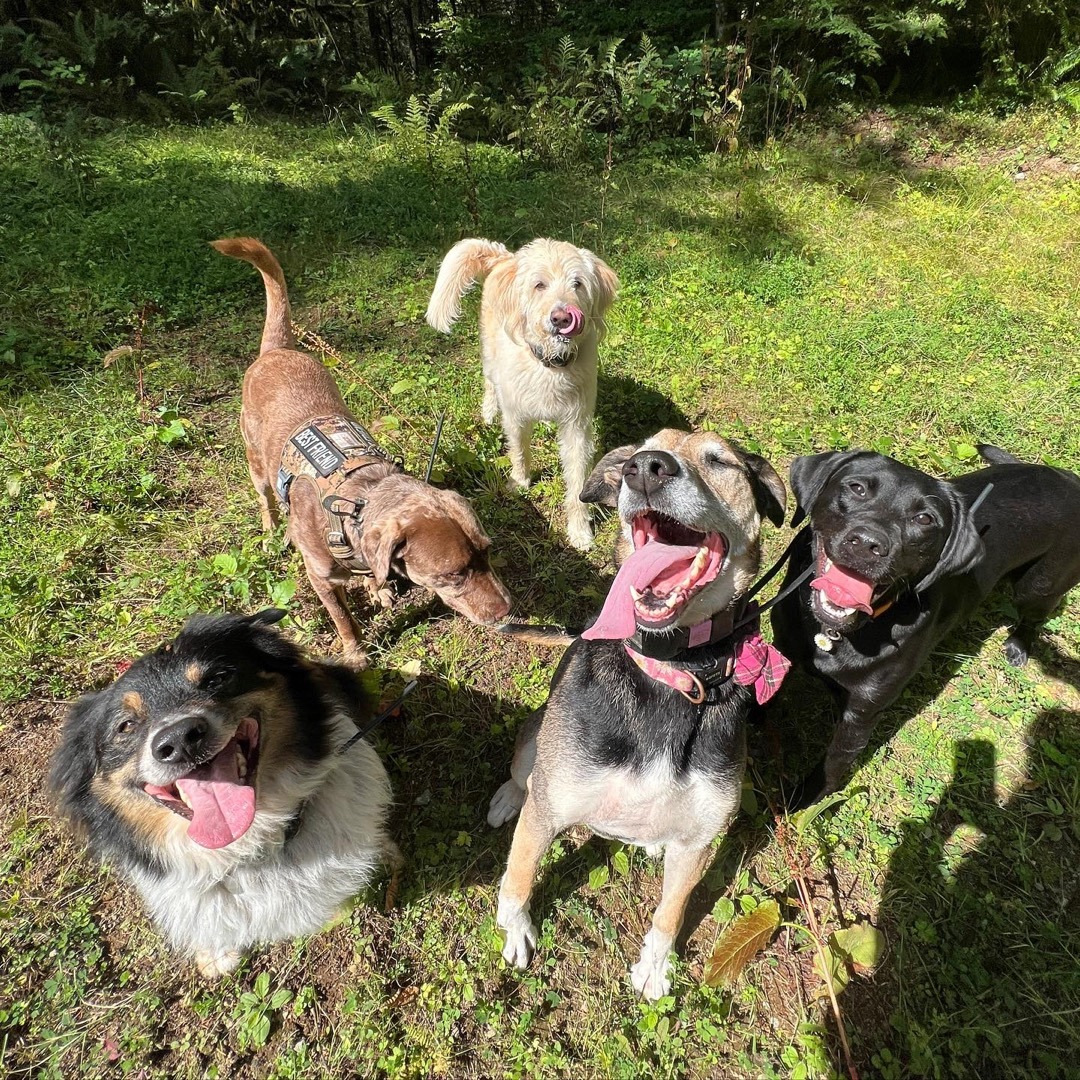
[
  {"xmin": 742, "ymin": 452, "xmax": 787, "ymax": 527},
  {"xmin": 591, "ymin": 256, "xmax": 619, "ymax": 315},
  {"xmin": 915, "ymin": 488, "xmax": 986, "ymax": 593},
  {"xmin": 581, "ymin": 444, "xmax": 638, "ymax": 506},
  {"xmin": 248, "ymin": 608, "xmax": 287, "ymax": 626},
  {"xmin": 360, "ymin": 517, "xmax": 405, "ymax": 587},
  {"xmin": 789, "ymin": 451, "xmax": 866, "ymax": 527}
]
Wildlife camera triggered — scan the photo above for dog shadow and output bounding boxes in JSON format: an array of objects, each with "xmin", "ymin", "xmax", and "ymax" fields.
[
  {"xmin": 595, "ymin": 374, "xmax": 691, "ymax": 447},
  {"xmin": 832, "ymin": 709, "xmax": 1080, "ymax": 1073},
  {"xmin": 766, "ymin": 589, "xmax": 1080, "ymax": 797}
]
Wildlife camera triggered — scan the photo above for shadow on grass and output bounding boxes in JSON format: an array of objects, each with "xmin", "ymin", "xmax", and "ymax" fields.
[
  {"xmin": 3, "ymin": 121, "xmax": 987, "ymax": 387},
  {"xmin": 768, "ymin": 588, "xmax": 1080, "ymax": 801},
  {"xmin": 834, "ymin": 709, "xmax": 1080, "ymax": 1076}
]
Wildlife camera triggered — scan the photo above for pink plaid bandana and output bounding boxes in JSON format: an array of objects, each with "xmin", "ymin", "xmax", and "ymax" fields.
[{"xmin": 625, "ymin": 629, "xmax": 790, "ymax": 705}]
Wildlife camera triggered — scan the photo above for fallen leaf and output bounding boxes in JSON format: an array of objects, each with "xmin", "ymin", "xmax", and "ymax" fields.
[{"xmin": 703, "ymin": 898, "xmax": 780, "ymax": 987}]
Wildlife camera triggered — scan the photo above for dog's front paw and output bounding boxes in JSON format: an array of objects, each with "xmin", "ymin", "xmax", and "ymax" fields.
[
  {"xmin": 487, "ymin": 779, "xmax": 526, "ymax": 827},
  {"xmin": 1004, "ymin": 633, "xmax": 1029, "ymax": 668},
  {"xmin": 566, "ymin": 518, "xmax": 593, "ymax": 551},
  {"xmin": 498, "ymin": 907, "xmax": 537, "ymax": 970},
  {"xmin": 195, "ymin": 948, "xmax": 242, "ymax": 979},
  {"xmin": 630, "ymin": 930, "xmax": 673, "ymax": 1001},
  {"xmin": 342, "ymin": 644, "xmax": 371, "ymax": 670}
]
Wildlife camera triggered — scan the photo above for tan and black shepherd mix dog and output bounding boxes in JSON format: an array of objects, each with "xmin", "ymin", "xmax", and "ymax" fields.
[
  {"xmin": 488, "ymin": 430, "xmax": 788, "ymax": 999},
  {"xmin": 213, "ymin": 237, "xmax": 511, "ymax": 666}
]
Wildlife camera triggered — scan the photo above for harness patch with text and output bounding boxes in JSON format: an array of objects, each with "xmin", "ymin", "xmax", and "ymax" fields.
[{"xmin": 291, "ymin": 424, "xmax": 346, "ymax": 477}]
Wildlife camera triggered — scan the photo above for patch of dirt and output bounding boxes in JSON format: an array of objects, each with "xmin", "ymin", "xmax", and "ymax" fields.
[{"xmin": 844, "ymin": 108, "xmax": 1080, "ymax": 180}]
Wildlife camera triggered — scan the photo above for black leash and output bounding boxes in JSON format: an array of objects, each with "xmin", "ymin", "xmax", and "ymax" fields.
[
  {"xmin": 727, "ymin": 525, "xmax": 815, "ymax": 636},
  {"xmin": 337, "ymin": 678, "xmax": 418, "ymax": 755},
  {"xmin": 424, "ymin": 412, "xmax": 447, "ymax": 485}
]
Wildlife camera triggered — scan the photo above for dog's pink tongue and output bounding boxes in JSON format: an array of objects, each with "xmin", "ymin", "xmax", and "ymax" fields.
[
  {"xmin": 175, "ymin": 739, "xmax": 255, "ymax": 850},
  {"xmin": 583, "ymin": 542, "xmax": 700, "ymax": 640},
  {"xmin": 811, "ymin": 562, "xmax": 875, "ymax": 614},
  {"xmin": 557, "ymin": 305, "xmax": 585, "ymax": 337}
]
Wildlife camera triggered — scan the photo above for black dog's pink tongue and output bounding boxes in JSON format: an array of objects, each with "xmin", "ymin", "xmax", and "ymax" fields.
[
  {"xmin": 811, "ymin": 562, "xmax": 875, "ymax": 614},
  {"xmin": 582, "ymin": 542, "xmax": 700, "ymax": 640},
  {"xmin": 175, "ymin": 737, "xmax": 254, "ymax": 849}
]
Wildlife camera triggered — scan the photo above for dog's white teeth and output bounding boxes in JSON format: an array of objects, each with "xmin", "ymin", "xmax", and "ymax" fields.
[
  {"xmin": 177, "ymin": 787, "xmax": 192, "ymax": 809},
  {"xmin": 824, "ymin": 557, "xmax": 833, "ymax": 572},
  {"xmin": 235, "ymin": 747, "xmax": 247, "ymax": 779},
  {"xmin": 630, "ymin": 586, "xmax": 644, "ymax": 602},
  {"xmin": 690, "ymin": 547, "xmax": 709, "ymax": 573}
]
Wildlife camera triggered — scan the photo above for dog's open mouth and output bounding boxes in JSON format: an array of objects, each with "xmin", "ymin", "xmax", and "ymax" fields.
[
  {"xmin": 809, "ymin": 545, "xmax": 882, "ymax": 629},
  {"xmin": 582, "ymin": 511, "xmax": 727, "ymax": 639},
  {"xmin": 143, "ymin": 717, "xmax": 259, "ymax": 849}
]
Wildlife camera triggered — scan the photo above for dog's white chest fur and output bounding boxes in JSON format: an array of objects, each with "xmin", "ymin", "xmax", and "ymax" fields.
[
  {"xmin": 129, "ymin": 727, "xmax": 391, "ymax": 962},
  {"xmin": 554, "ymin": 759, "xmax": 738, "ymax": 849},
  {"xmin": 486, "ymin": 327, "xmax": 598, "ymax": 426}
]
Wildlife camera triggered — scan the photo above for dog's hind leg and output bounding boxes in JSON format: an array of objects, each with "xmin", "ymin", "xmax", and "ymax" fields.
[
  {"xmin": 1005, "ymin": 557, "xmax": 1080, "ymax": 666},
  {"xmin": 496, "ymin": 794, "xmax": 558, "ymax": 969},
  {"xmin": 241, "ymin": 423, "xmax": 279, "ymax": 532},
  {"xmin": 488, "ymin": 710, "xmax": 541, "ymax": 827},
  {"xmin": 504, "ymin": 418, "xmax": 535, "ymax": 490},
  {"xmin": 630, "ymin": 840, "xmax": 716, "ymax": 1001},
  {"xmin": 558, "ymin": 419, "xmax": 595, "ymax": 550}
]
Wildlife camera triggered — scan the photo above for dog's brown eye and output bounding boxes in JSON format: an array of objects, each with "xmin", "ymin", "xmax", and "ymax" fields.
[
  {"xmin": 914, "ymin": 512, "xmax": 934, "ymax": 526},
  {"xmin": 534, "ymin": 281, "xmax": 547, "ymax": 291},
  {"xmin": 570, "ymin": 279, "xmax": 582, "ymax": 289},
  {"xmin": 848, "ymin": 481, "xmax": 867, "ymax": 496},
  {"xmin": 116, "ymin": 719, "xmax": 136, "ymax": 735}
]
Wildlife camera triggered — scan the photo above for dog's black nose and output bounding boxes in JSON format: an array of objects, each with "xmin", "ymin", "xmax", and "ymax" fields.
[
  {"xmin": 623, "ymin": 450, "xmax": 681, "ymax": 496},
  {"xmin": 550, "ymin": 308, "xmax": 573, "ymax": 331},
  {"xmin": 842, "ymin": 526, "xmax": 890, "ymax": 559},
  {"xmin": 152, "ymin": 717, "xmax": 210, "ymax": 765}
]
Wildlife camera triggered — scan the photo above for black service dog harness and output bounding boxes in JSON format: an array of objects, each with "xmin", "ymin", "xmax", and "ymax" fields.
[{"xmin": 276, "ymin": 415, "xmax": 401, "ymax": 574}]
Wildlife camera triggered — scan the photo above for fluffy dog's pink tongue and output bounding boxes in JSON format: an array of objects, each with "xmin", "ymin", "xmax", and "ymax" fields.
[
  {"xmin": 811, "ymin": 562, "xmax": 875, "ymax": 614},
  {"xmin": 557, "ymin": 305, "xmax": 585, "ymax": 337},
  {"xmin": 175, "ymin": 736, "xmax": 255, "ymax": 849},
  {"xmin": 583, "ymin": 542, "xmax": 703, "ymax": 640}
]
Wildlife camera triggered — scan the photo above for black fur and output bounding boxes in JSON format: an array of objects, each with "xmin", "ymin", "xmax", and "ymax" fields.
[
  {"xmin": 772, "ymin": 446, "xmax": 1080, "ymax": 803},
  {"xmin": 557, "ymin": 637, "xmax": 748, "ymax": 782},
  {"xmin": 49, "ymin": 610, "xmax": 366, "ymax": 874}
]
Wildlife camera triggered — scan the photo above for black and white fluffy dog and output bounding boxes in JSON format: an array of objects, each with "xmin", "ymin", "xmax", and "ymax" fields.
[{"xmin": 49, "ymin": 609, "xmax": 398, "ymax": 977}]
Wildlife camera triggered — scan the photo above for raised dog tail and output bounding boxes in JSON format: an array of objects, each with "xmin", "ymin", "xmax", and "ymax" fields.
[
  {"xmin": 976, "ymin": 443, "xmax": 1024, "ymax": 466},
  {"xmin": 210, "ymin": 237, "xmax": 296, "ymax": 355},
  {"xmin": 425, "ymin": 238, "xmax": 510, "ymax": 333}
]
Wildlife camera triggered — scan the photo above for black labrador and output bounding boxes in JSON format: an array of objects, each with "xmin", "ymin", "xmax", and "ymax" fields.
[{"xmin": 771, "ymin": 443, "xmax": 1080, "ymax": 803}]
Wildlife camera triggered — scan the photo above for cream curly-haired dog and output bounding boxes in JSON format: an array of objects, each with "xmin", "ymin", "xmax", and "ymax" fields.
[{"xmin": 426, "ymin": 238, "xmax": 619, "ymax": 550}]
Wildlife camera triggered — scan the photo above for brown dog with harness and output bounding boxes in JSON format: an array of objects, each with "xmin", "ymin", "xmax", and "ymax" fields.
[{"xmin": 213, "ymin": 237, "xmax": 512, "ymax": 665}]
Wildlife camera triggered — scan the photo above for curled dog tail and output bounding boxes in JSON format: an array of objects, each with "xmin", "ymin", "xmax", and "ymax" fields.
[
  {"xmin": 976, "ymin": 443, "xmax": 1024, "ymax": 466},
  {"xmin": 425, "ymin": 238, "xmax": 510, "ymax": 333},
  {"xmin": 210, "ymin": 237, "xmax": 295, "ymax": 355}
]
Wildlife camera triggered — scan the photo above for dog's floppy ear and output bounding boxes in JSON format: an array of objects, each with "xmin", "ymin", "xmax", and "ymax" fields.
[
  {"xmin": 591, "ymin": 255, "xmax": 619, "ymax": 316},
  {"xmin": 742, "ymin": 452, "xmax": 787, "ymax": 528},
  {"xmin": 489, "ymin": 257, "xmax": 526, "ymax": 343},
  {"xmin": 580, "ymin": 444, "xmax": 638, "ymax": 506},
  {"xmin": 441, "ymin": 490, "xmax": 491, "ymax": 550},
  {"xmin": 914, "ymin": 486, "xmax": 985, "ymax": 593},
  {"xmin": 789, "ymin": 451, "xmax": 866, "ymax": 527},
  {"xmin": 360, "ymin": 517, "xmax": 405, "ymax": 587},
  {"xmin": 49, "ymin": 691, "xmax": 106, "ymax": 828}
]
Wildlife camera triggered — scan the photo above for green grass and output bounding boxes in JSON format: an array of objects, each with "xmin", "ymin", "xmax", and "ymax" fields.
[{"xmin": 1, "ymin": 104, "xmax": 1078, "ymax": 1079}]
